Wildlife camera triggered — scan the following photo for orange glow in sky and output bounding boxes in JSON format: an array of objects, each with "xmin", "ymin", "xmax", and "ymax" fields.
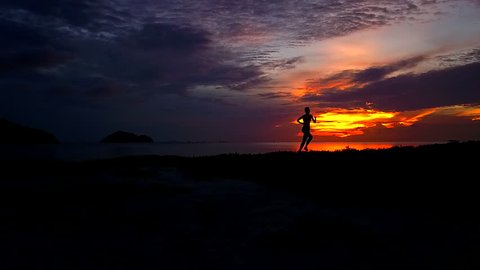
[
  {"xmin": 294, "ymin": 108, "xmax": 442, "ymax": 138},
  {"xmin": 274, "ymin": 6, "xmax": 480, "ymax": 141},
  {"xmin": 294, "ymin": 108, "xmax": 397, "ymax": 138}
]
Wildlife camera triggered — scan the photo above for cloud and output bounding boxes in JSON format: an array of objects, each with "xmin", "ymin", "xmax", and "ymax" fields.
[
  {"xmin": 305, "ymin": 61, "xmax": 480, "ymax": 111},
  {"xmin": 0, "ymin": 49, "xmax": 72, "ymax": 73},
  {"xmin": 0, "ymin": 17, "xmax": 74, "ymax": 72},
  {"xmin": 0, "ymin": 18, "xmax": 266, "ymax": 102},
  {"xmin": 152, "ymin": 0, "xmax": 443, "ymax": 43},
  {"xmin": 117, "ymin": 23, "xmax": 266, "ymax": 93},
  {"xmin": 437, "ymin": 48, "xmax": 480, "ymax": 67},
  {"xmin": 1, "ymin": 0, "xmax": 479, "ymax": 142},
  {"xmin": 126, "ymin": 23, "xmax": 210, "ymax": 52},
  {"xmin": 311, "ymin": 56, "xmax": 425, "ymax": 86},
  {"xmin": 257, "ymin": 92, "xmax": 293, "ymax": 100},
  {"xmin": 0, "ymin": 18, "xmax": 51, "ymax": 50},
  {"xmin": 299, "ymin": 105, "xmax": 479, "ymax": 140},
  {"xmin": 1, "ymin": 0, "xmax": 453, "ymax": 64},
  {"xmin": 348, "ymin": 112, "xmax": 480, "ymax": 141},
  {"xmin": 0, "ymin": 0, "xmax": 457, "ymax": 95},
  {"xmin": 353, "ymin": 56, "xmax": 425, "ymax": 83},
  {"xmin": 303, "ymin": 56, "xmax": 426, "ymax": 94},
  {"xmin": 263, "ymin": 57, "xmax": 305, "ymax": 71},
  {"xmin": 0, "ymin": 0, "xmax": 120, "ymax": 27},
  {"xmin": 0, "ymin": 1, "xmax": 475, "ymax": 98}
]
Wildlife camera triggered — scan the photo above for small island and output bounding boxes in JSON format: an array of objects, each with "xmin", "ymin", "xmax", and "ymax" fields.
[
  {"xmin": 100, "ymin": 130, "xmax": 154, "ymax": 143},
  {"xmin": 0, "ymin": 118, "xmax": 59, "ymax": 144}
]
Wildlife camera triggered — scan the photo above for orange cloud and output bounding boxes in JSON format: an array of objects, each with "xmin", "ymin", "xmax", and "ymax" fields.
[
  {"xmin": 396, "ymin": 109, "xmax": 437, "ymax": 126},
  {"xmin": 452, "ymin": 106, "xmax": 480, "ymax": 121},
  {"xmin": 307, "ymin": 79, "xmax": 362, "ymax": 92},
  {"xmin": 427, "ymin": 105, "xmax": 480, "ymax": 121}
]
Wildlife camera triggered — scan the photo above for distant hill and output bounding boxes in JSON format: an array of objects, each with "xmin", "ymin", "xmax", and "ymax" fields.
[
  {"xmin": 0, "ymin": 118, "xmax": 59, "ymax": 144},
  {"xmin": 100, "ymin": 130, "xmax": 154, "ymax": 143}
]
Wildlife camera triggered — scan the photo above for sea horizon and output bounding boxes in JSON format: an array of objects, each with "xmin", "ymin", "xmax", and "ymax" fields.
[{"xmin": 0, "ymin": 141, "xmax": 447, "ymax": 161}]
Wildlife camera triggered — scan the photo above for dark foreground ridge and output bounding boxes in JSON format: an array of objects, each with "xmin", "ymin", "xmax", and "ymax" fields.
[{"xmin": 1, "ymin": 141, "xmax": 479, "ymax": 269}]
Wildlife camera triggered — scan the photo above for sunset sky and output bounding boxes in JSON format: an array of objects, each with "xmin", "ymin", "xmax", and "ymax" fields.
[{"xmin": 1, "ymin": 0, "xmax": 479, "ymax": 142}]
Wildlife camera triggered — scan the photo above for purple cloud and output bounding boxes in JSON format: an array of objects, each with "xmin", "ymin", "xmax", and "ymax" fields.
[
  {"xmin": 305, "ymin": 62, "xmax": 480, "ymax": 111},
  {"xmin": 308, "ymin": 56, "xmax": 425, "ymax": 87}
]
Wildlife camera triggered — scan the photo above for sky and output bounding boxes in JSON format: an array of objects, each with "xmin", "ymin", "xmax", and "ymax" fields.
[{"xmin": 1, "ymin": 0, "xmax": 480, "ymax": 142}]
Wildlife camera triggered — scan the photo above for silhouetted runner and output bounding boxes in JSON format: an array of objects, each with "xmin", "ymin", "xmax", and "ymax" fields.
[{"xmin": 297, "ymin": 107, "xmax": 316, "ymax": 152}]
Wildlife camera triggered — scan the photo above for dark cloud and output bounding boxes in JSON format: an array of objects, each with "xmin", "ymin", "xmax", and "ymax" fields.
[
  {"xmin": 257, "ymin": 92, "xmax": 293, "ymax": 100},
  {"xmin": 126, "ymin": 23, "xmax": 210, "ymax": 52},
  {"xmin": 113, "ymin": 23, "xmax": 266, "ymax": 94},
  {"xmin": 312, "ymin": 56, "xmax": 425, "ymax": 87},
  {"xmin": 0, "ymin": 17, "xmax": 74, "ymax": 73},
  {"xmin": 84, "ymin": 82, "xmax": 130, "ymax": 99},
  {"xmin": 353, "ymin": 56, "xmax": 425, "ymax": 83},
  {"xmin": 44, "ymin": 76, "xmax": 131, "ymax": 100},
  {"xmin": 0, "ymin": 18, "xmax": 265, "ymax": 101},
  {"xmin": 1, "ymin": 0, "xmax": 447, "ymax": 62},
  {"xmin": 0, "ymin": 0, "xmax": 470, "ymax": 91},
  {"xmin": 306, "ymin": 62, "xmax": 480, "ymax": 111},
  {"xmin": 263, "ymin": 57, "xmax": 305, "ymax": 71},
  {"xmin": 0, "ymin": 49, "xmax": 72, "ymax": 73},
  {"xmin": 0, "ymin": 0, "xmax": 117, "ymax": 27},
  {"xmin": 0, "ymin": 18, "xmax": 52, "ymax": 50}
]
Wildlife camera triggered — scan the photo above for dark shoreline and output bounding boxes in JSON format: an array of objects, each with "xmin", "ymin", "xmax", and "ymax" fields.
[
  {"xmin": 1, "ymin": 141, "xmax": 479, "ymax": 269},
  {"xmin": 3, "ymin": 140, "xmax": 478, "ymax": 197}
]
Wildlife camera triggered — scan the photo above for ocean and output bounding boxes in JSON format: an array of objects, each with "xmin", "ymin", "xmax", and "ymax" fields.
[{"xmin": 0, "ymin": 141, "xmax": 442, "ymax": 161}]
